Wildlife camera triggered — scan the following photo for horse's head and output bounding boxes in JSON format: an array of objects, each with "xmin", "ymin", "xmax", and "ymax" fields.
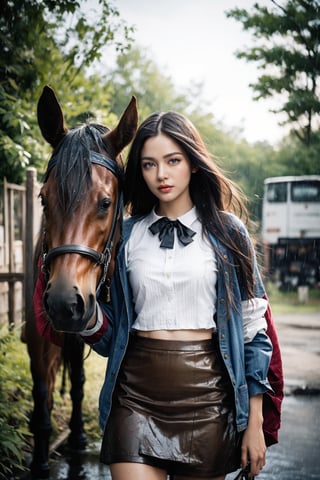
[{"xmin": 37, "ymin": 85, "xmax": 138, "ymax": 332}]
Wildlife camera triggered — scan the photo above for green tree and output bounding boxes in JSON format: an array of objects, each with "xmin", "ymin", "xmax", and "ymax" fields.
[
  {"xmin": 102, "ymin": 46, "xmax": 189, "ymax": 121},
  {"xmin": 275, "ymin": 131, "xmax": 320, "ymax": 174},
  {"xmin": 0, "ymin": 0, "xmax": 133, "ymax": 184},
  {"xmin": 226, "ymin": 0, "xmax": 320, "ymax": 147}
]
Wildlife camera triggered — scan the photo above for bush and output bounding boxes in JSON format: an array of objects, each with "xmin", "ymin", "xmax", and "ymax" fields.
[
  {"xmin": 0, "ymin": 325, "xmax": 104, "ymax": 479},
  {"xmin": 0, "ymin": 327, "xmax": 31, "ymax": 479}
]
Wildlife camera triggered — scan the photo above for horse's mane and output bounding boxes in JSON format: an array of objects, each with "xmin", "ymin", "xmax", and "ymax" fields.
[{"xmin": 47, "ymin": 123, "xmax": 112, "ymax": 216}]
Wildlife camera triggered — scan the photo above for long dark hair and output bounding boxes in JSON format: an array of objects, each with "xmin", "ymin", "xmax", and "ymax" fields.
[{"xmin": 124, "ymin": 111, "xmax": 255, "ymax": 301}]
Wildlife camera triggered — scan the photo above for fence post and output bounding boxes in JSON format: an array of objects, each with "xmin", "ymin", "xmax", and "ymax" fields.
[
  {"xmin": 25, "ymin": 168, "xmax": 38, "ymax": 324},
  {"xmin": 8, "ymin": 182, "xmax": 14, "ymax": 325}
]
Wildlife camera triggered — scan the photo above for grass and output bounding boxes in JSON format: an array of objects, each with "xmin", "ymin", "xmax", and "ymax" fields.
[
  {"xmin": 82, "ymin": 348, "xmax": 106, "ymax": 441},
  {"xmin": 266, "ymin": 283, "xmax": 320, "ymax": 314}
]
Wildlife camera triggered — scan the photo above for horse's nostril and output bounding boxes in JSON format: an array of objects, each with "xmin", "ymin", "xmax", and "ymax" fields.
[
  {"xmin": 88, "ymin": 293, "xmax": 95, "ymax": 311},
  {"xmin": 74, "ymin": 294, "xmax": 85, "ymax": 318}
]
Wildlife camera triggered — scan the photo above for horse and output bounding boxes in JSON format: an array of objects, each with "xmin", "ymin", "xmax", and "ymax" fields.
[
  {"xmin": 23, "ymin": 232, "xmax": 88, "ymax": 480},
  {"xmin": 24, "ymin": 85, "xmax": 138, "ymax": 478}
]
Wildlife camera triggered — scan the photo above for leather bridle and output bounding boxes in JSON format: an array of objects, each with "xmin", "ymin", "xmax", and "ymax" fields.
[{"xmin": 42, "ymin": 150, "xmax": 123, "ymax": 298}]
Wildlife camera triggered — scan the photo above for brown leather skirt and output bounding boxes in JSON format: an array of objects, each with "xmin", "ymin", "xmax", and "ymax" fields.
[{"xmin": 100, "ymin": 335, "xmax": 241, "ymax": 477}]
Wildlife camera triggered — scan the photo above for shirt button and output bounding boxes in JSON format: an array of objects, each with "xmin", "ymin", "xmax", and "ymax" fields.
[
  {"xmin": 224, "ymin": 354, "xmax": 228, "ymax": 360},
  {"xmin": 223, "ymin": 254, "xmax": 227, "ymax": 259},
  {"xmin": 220, "ymin": 298, "xmax": 225, "ymax": 304},
  {"xmin": 221, "ymin": 333, "xmax": 225, "ymax": 339}
]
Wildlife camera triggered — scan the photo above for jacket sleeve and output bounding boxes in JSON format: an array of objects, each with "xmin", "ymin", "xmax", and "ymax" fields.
[
  {"xmin": 80, "ymin": 303, "xmax": 110, "ymax": 346},
  {"xmin": 79, "ymin": 301, "xmax": 113, "ymax": 357},
  {"xmin": 244, "ymin": 329, "xmax": 273, "ymax": 397}
]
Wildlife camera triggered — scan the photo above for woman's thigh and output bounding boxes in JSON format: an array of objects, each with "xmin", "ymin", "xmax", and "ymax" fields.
[{"xmin": 110, "ymin": 462, "xmax": 167, "ymax": 480}]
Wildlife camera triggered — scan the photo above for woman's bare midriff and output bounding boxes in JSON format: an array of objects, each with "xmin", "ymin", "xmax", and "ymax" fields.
[{"xmin": 136, "ymin": 329, "xmax": 214, "ymax": 341}]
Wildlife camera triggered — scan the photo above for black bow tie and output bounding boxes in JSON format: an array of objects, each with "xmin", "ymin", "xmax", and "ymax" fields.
[{"xmin": 149, "ymin": 217, "xmax": 196, "ymax": 249}]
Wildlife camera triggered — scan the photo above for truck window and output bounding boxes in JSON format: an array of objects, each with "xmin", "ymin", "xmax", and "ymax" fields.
[
  {"xmin": 266, "ymin": 182, "xmax": 287, "ymax": 203},
  {"xmin": 291, "ymin": 181, "xmax": 320, "ymax": 202}
]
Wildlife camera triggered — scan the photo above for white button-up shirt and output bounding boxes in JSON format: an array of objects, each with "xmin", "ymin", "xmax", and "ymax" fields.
[{"xmin": 126, "ymin": 207, "xmax": 218, "ymax": 331}]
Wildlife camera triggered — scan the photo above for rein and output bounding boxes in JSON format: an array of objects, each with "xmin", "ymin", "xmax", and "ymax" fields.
[{"xmin": 42, "ymin": 150, "xmax": 123, "ymax": 300}]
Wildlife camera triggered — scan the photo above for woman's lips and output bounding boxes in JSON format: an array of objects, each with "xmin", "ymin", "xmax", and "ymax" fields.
[{"xmin": 158, "ymin": 185, "xmax": 173, "ymax": 193}]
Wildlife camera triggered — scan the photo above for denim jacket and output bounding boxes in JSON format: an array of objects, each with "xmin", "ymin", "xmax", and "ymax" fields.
[{"xmin": 89, "ymin": 212, "xmax": 273, "ymax": 432}]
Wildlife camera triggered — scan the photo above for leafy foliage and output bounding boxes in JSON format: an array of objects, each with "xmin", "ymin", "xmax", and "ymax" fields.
[
  {"xmin": 102, "ymin": 46, "xmax": 190, "ymax": 121},
  {"xmin": 275, "ymin": 130, "xmax": 320, "ymax": 174},
  {"xmin": 0, "ymin": 0, "xmax": 134, "ymax": 184},
  {"xmin": 0, "ymin": 329, "xmax": 31, "ymax": 478},
  {"xmin": 0, "ymin": 326, "xmax": 112, "ymax": 477},
  {"xmin": 226, "ymin": 0, "xmax": 320, "ymax": 146}
]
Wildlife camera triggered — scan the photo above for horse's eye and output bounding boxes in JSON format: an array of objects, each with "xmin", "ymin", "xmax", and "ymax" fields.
[
  {"xmin": 99, "ymin": 198, "xmax": 111, "ymax": 213},
  {"xmin": 40, "ymin": 194, "xmax": 47, "ymax": 211}
]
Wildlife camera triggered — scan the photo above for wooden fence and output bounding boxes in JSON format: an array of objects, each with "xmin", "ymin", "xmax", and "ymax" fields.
[{"xmin": 0, "ymin": 168, "xmax": 42, "ymax": 327}]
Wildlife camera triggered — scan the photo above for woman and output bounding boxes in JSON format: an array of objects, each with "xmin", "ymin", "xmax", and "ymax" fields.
[
  {"xmin": 34, "ymin": 111, "xmax": 279, "ymax": 479},
  {"xmin": 80, "ymin": 111, "xmax": 275, "ymax": 480}
]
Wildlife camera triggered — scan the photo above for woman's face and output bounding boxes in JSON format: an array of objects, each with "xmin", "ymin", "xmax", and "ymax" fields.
[{"xmin": 140, "ymin": 133, "xmax": 194, "ymax": 217}]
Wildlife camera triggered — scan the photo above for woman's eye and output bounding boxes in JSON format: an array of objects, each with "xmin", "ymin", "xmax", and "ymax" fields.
[
  {"xmin": 168, "ymin": 157, "xmax": 180, "ymax": 165},
  {"xmin": 141, "ymin": 161, "xmax": 155, "ymax": 170}
]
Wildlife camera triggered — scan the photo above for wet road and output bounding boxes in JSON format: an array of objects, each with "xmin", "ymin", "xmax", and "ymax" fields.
[
  {"xmin": 46, "ymin": 394, "xmax": 320, "ymax": 480},
  {"xmin": 246, "ymin": 395, "xmax": 320, "ymax": 480}
]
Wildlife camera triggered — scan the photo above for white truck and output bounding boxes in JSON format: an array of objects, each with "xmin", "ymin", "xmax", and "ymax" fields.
[{"xmin": 261, "ymin": 175, "xmax": 320, "ymax": 289}]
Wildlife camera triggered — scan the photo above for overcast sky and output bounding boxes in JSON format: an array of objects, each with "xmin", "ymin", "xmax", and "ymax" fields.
[{"xmin": 113, "ymin": 0, "xmax": 287, "ymax": 145}]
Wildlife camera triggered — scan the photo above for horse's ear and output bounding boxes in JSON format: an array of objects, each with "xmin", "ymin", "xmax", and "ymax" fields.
[
  {"xmin": 102, "ymin": 96, "xmax": 138, "ymax": 155},
  {"xmin": 37, "ymin": 85, "xmax": 68, "ymax": 148}
]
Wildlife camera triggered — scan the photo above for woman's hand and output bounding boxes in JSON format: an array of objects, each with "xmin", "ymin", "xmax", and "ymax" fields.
[{"xmin": 241, "ymin": 394, "xmax": 266, "ymax": 477}]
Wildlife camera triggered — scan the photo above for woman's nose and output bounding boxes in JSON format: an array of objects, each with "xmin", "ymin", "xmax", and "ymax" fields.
[{"xmin": 157, "ymin": 165, "xmax": 168, "ymax": 180}]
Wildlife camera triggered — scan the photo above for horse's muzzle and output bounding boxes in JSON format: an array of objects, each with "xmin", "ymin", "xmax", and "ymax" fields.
[{"xmin": 44, "ymin": 283, "xmax": 95, "ymax": 332}]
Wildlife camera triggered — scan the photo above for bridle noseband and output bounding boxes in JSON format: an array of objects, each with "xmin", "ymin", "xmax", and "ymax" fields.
[{"xmin": 42, "ymin": 150, "xmax": 123, "ymax": 299}]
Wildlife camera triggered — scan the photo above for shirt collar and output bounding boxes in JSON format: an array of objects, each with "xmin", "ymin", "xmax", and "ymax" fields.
[{"xmin": 148, "ymin": 206, "xmax": 198, "ymax": 228}]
